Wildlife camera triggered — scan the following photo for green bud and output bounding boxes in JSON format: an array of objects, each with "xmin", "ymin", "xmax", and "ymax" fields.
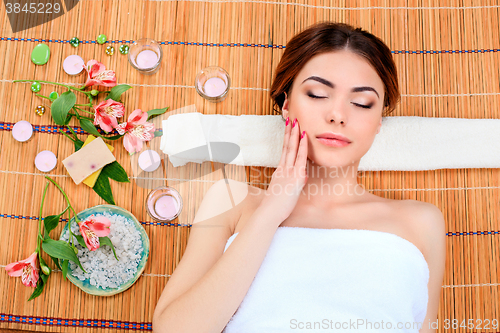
[
  {"xmin": 90, "ymin": 89, "xmax": 99, "ymax": 96},
  {"xmin": 73, "ymin": 247, "xmax": 78, "ymax": 254},
  {"xmin": 41, "ymin": 264, "xmax": 51, "ymax": 275}
]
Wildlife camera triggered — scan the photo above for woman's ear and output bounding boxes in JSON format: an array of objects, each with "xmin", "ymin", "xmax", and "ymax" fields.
[
  {"xmin": 376, "ymin": 118, "xmax": 382, "ymax": 134},
  {"xmin": 281, "ymin": 92, "xmax": 289, "ymax": 119}
]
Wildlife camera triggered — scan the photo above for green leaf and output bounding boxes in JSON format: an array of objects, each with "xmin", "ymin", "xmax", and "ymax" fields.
[
  {"xmin": 93, "ymin": 175, "xmax": 115, "ymax": 205},
  {"xmin": 44, "ymin": 215, "xmax": 61, "ymax": 235},
  {"xmin": 64, "ymin": 113, "xmax": 73, "ymax": 125},
  {"xmin": 61, "ymin": 259, "xmax": 69, "ymax": 280},
  {"xmin": 147, "ymin": 106, "xmax": 169, "ymax": 120},
  {"xmin": 79, "ymin": 118, "xmax": 102, "ymax": 137},
  {"xmin": 49, "ymin": 255, "xmax": 62, "ymax": 270},
  {"xmin": 153, "ymin": 130, "xmax": 162, "ymax": 138},
  {"xmin": 51, "ymin": 91, "xmax": 76, "ymax": 125},
  {"xmin": 42, "ymin": 238, "xmax": 86, "ymax": 273},
  {"xmin": 28, "ymin": 272, "xmax": 49, "ymax": 301},
  {"xmin": 101, "ymin": 134, "xmax": 123, "ymax": 141},
  {"xmin": 75, "ymin": 234, "xmax": 87, "ymax": 248},
  {"xmin": 101, "ymin": 161, "xmax": 130, "ymax": 183},
  {"xmin": 99, "ymin": 236, "xmax": 119, "ymax": 261},
  {"xmin": 74, "ymin": 138, "xmax": 84, "ymax": 151},
  {"xmin": 105, "ymin": 84, "xmax": 131, "ymax": 102}
]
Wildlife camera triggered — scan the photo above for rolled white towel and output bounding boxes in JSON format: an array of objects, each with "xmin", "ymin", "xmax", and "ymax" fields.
[{"xmin": 159, "ymin": 112, "xmax": 500, "ymax": 171}]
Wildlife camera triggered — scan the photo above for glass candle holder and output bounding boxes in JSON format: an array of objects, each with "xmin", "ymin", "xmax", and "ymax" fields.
[
  {"xmin": 195, "ymin": 66, "xmax": 231, "ymax": 102},
  {"xmin": 146, "ymin": 186, "xmax": 183, "ymax": 222},
  {"xmin": 128, "ymin": 38, "xmax": 163, "ymax": 75}
]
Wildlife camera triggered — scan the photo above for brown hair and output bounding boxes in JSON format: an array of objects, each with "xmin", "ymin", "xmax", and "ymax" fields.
[{"xmin": 270, "ymin": 22, "xmax": 400, "ymax": 117}]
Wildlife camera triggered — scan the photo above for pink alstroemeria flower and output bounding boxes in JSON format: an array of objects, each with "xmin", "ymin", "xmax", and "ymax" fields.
[
  {"xmin": 93, "ymin": 99, "xmax": 125, "ymax": 133},
  {"xmin": 115, "ymin": 109, "xmax": 155, "ymax": 154},
  {"xmin": 78, "ymin": 215, "xmax": 111, "ymax": 251},
  {"xmin": 84, "ymin": 60, "xmax": 117, "ymax": 88},
  {"xmin": 5, "ymin": 252, "xmax": 39, "ymax": 287}
]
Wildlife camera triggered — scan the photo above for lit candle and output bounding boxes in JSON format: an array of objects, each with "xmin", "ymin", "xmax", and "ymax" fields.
[
  {"xmin": 12, "ymin": 120, "xmax": 33, "ymax": 142},
  {"xmin": 203, "ymin": 77, "xmax": 227, "ymax": 97},
  {"xmin": 135, "ymin": 50, "xmax": 159, "ymax": 69},
  {"xmin": 35, "ymin": 150, "xmax": 57, "ymax": 172},
  {"xmin": 138, "ymin": 150, "xmax": 161, "ymax": 172},
  {"xmin": 154, "ymin": 195, "xmax": 179, "ymax": 219},
  {"xmin": 63, "ymin": 55, "xmax": 85, "ymax": 75}
]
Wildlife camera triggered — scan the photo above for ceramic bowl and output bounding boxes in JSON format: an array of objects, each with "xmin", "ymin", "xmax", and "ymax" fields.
[{"xmin": 58, "ymin": 204, "xmax": 150, "ymax": 296}]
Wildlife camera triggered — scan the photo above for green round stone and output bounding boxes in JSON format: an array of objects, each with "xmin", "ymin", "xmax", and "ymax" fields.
[
  {"xmin": 97, "ymin": 34, "xmax": 107, "ymax": 44},
  {"xmin": 119, "ymin": 45, "xmax": 129, "ymax": 54},
  {"xmin": 31, "ymin": 43, "xmax": 50, "ymax": 65},
  {"xmin": 69, "ymin": 37, "xmax": 80, "ymax": 47},
  {"xmin": 49, "ymin": 91, "xmax": 59, "ymax": 101},
  {"xmin": 31, "ymin": 82, "xmax": 41, "ymax": 92}
]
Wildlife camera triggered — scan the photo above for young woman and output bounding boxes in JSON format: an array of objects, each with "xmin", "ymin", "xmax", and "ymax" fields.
[{"xmin": 153, "ymin": 22, "xmax": 446, "ymax": 333}]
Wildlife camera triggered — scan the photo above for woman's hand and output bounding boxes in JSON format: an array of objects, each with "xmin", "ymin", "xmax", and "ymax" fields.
[{"xmin": 260, "ymin": 117, "xmax": 308, "ymax": 223}]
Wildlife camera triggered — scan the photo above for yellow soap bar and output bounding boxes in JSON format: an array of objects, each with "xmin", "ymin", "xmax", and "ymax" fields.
[
  {"xmin": 62, "ymin": 136, "xmax": 116, "ymax": 185},
  {"xmin": 82, "ymin": 135, "xmax": 115, "ymax": 188}
]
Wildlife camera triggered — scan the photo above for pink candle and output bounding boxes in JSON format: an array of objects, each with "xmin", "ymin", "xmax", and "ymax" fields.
[
  {"xmin": 154, "ymin": 195, "xmax": 179, "ymax": 219},
  {"xmin": 12, "ymin": 120, "xmax": 33, "ymax": 142},
  {"xmin": 35, "ymin": 150, "xmax": 57, "ymax": 172},
  {"xmin": 63, "ymin": 55, "xmax": 84, "ymax": 75},
  {"xmin": 203, "ymin": 77, "xmax": 227, "ymax": 97},
  {"xmin": 135, "ymin": 50, "xmax": 159, "ymax": 69}
]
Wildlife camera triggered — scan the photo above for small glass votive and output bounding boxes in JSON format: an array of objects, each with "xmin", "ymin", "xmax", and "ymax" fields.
[
  {"xmin": 195, "ymin": 66, "xmax": 231, "ymax": 102},
  {"xmin": 128, "ymin": 38, "xmax": 163, "ymax": 75},
  {"xmin": 146, "ymin": 186, "xmax": 183, "ymax": 222}
]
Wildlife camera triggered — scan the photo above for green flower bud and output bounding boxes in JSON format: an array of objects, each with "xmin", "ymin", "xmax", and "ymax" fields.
[
  {"xmin": 73, "ymin": 247, "xmax": 78, "ymax": 254},
  {"xmin": 90, "ymin": 89, "xmax": 99, "ymax": 96},
  {"xmin": 41, "ymin": 264, "xmax": 51, "ymax": 275}
]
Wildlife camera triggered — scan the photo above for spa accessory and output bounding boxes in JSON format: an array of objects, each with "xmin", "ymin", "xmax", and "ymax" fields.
[
  {"xmin": 63, "ymin": 55, "xmax": 85, "ymax": 75},
  {"xmin": 195, "ymin": 66, "xmax": 230, "ymax": 102},
  {"xmin": 35, "ymin": 150, "xmax": 57, "ymax": 172},
  {"xmin": 12, "ymin": 120, "xmax": 33, "ymax": 142},
  {"xmin": 146, "ymin": 186, "xmax": 183, "ymax": 222},
  {"xmin": 128, "ymin": 38, "xmax": 162, "ymax": 74},
  {"xmin": 160, "ymin": 113, "xmax": 500, "ymax": 171},
  {"xmin": 138, "ymin": 150, "xmax": 162, "ymax": 172},
  {"xmin": 222, "ymin": 227, "xmax": 429, "ymax": 332}
]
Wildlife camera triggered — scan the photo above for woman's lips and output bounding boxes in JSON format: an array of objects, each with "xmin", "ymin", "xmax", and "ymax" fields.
[{"xmin": 316, "ymin": 137, "xmax": 351, "ymax": 147}]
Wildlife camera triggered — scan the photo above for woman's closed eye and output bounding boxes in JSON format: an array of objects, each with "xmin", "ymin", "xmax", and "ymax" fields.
[
  {"xmin": 307, "ymin": 93, "xmax": 326, "ymax": 99},
  {"xmin": 352, "ymin": 102, "xmax": 373, "ymax": 109}
]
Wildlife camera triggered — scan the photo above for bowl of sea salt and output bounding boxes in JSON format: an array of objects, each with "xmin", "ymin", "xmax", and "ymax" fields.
[{"xmin": 59, "ymin": 204, "xmax": 150, "ymax": 296}]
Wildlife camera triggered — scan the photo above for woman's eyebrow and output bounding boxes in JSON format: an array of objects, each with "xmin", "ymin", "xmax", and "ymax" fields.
[{"xmin": 301, "ymin": 76, "xmax": 380, "ymax": 99}]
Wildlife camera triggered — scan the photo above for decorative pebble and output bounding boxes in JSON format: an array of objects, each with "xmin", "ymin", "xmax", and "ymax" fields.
[
  {"xmin": 69, "ymin": 37, "xmax": 80, "ymax": 47},
  {"xmin": 35, "ymin": 105, "xmax": 46, "ymax": 116},
  {"xmin": 31, "ymin": 43, "xmax": 50, "ymax": 65},
  {"xmin": 119, "ymin": 45, "xmax": 129, "ymax": 54},
  {"xmin": 49, "ymin": 91, "xmax": 59, "ymax": 101},
  {"xmin": 97, "ymin": 34, "xmax": 107, "ymax": 44},
  {"xmin": 31, "ymin": 82, "xmax": 41, "ymax": 93},
  {"xmin": 105, "ymin": 45, "xmax": 115, "ymax": 56}
]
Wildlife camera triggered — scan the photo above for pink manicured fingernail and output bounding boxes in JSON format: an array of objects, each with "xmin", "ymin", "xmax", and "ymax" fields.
[
  {"xmin": 292, "ymin": 119, "xmax": 297, "ymax": 128},
  {"xmin": 301, "ymin": 131, "xmax": 305, "ymax": 138},
  {"xmin": 285, "ymin": 117, "xmax": 289, "ymax": 126}
]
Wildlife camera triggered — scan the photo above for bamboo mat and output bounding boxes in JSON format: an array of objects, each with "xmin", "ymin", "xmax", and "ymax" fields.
[{"xmin": 1, "ymin": 0, "xmax": 499, "ymax": 332}]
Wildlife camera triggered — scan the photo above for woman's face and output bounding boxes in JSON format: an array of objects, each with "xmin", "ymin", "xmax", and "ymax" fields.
[{"xmin": 281, "ymin": 49, "xmax": 386, "ymax": 168}]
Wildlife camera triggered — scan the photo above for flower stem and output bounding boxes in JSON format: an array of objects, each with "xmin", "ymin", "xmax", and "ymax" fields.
[
  {"xmin": 58, "ymin": 128, "xmax": 76, "ymax": 143},
  {"xmin": 35, "ymin": 94, "xmax": 51, "ymax": 101},
  {"xmin": 36, "ymin": 180, "xmax": 50, "ymax": 253},
  {"xmin": 44, "ymin": 176, "xmax": 80, "ymax": 224},
  {"xmin": 13, "ymin": 80, "xmax": 85, "ymax": 93},
  {"xmin": 75, "ymin": 103, "xmax": 92, "ymax": 107},
  {"xmin": 74, "ymin": 106, "xmax": 94, "ymax": 115}
]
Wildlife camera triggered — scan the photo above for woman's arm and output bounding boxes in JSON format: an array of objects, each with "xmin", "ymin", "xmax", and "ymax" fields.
[
  {"xmin": 152, "ymin": 180, "xmax": 282, "ymax": 333},
  {"xmin": 417, "ymin": 202, "xmax": 447, "ymax": 333}
]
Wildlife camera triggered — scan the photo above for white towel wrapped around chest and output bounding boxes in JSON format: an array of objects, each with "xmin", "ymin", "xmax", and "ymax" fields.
[
  {"xmin": 221, "ymin": 227, "xmax": 430, "ymax": 333},
  {"xmin": 160, "ymin": 112, "xmax": 500, "ymax": 170}
]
